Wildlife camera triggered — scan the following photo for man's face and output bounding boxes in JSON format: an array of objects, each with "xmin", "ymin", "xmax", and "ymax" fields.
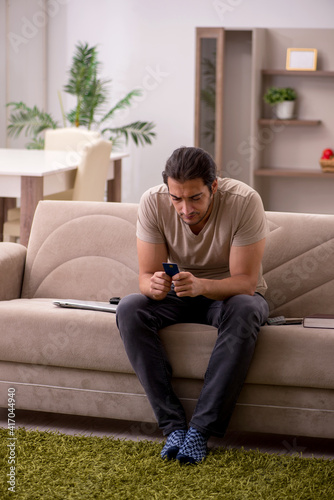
[{"xmin": 167, "ymin": 177, "xmax": 218, "ymax": 231}]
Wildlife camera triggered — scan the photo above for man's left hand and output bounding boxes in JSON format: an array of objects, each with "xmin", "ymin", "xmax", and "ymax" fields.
[{"xmin": 172, "ymin": 272, "xmax": 202, "ymax": 297}]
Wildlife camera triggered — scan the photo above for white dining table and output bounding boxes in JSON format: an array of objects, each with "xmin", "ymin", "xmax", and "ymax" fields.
[{"xmin": 0, "ymin": 148, "xmax": 129, "ymax": 246}]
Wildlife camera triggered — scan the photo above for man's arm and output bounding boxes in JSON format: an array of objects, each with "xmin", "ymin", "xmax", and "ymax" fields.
[
  {"xmin": 137, "ymin": 238, "xmax": 172, "ymax": 300},
  {"xmin": 173, "ymin": 238, "xmax": 266, "ymax": 300}
]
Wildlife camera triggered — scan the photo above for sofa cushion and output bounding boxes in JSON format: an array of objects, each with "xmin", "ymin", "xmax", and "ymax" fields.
[
  {"xmin": 0, "ymin": 243, "xmax": 26, "ymax": 300},
  {"xmin": 263, "ymin": 212, "xmax": 334, "ymax": 317},
  {"xmin": 0, "ymin": 299, "xmax": 131, "ymax": 372},
  {"xmin": 21, "ymin": 201, "xmax": 140, "ymax": 300},
  {"xmin": 20, "ymin": 201, "xmax": 334, "ymax": 320},
  {"xmin": 1, "ymin": 299, "xmax": 333, "ymax": 391}
]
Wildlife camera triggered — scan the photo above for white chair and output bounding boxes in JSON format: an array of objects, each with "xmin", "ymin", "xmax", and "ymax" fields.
[
  {"xmin": 69, "ymin": 138, "xmax": 112, "ymax": 201},
  {"xmin": 3, "ymin": 137, "xmax": 112, "ymax": 242},
  {"xmin": 7, "ymin": 127, "xmax": 102, "ymax": 220},
  {"xmin": 44, "ymin": 127, "xmax": 101, "ymax": 152}
]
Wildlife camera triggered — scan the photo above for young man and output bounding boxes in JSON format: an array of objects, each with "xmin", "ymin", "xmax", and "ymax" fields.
[{"xmin": 116, "ymin": 146, "xmax": 269, "ymax": 464}]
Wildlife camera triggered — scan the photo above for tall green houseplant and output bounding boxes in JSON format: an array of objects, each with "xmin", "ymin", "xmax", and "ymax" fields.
[{"xmin": 7, "ymin": 42, "xmax": 156, "ymax": 149}]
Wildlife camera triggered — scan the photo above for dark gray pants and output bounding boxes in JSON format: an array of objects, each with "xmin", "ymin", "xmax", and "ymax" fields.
[{"xmin": 116, "ymin": 291, "xmax": 269, "ymax": 438}]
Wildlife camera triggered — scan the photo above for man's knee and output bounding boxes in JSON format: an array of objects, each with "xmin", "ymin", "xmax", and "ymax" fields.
[
  {"xmin": 224, "ymin": 294, "xmax": 267, "ymax": 329},
  {"xmin": 116, "ymin": 293, "xmax": 148, "ymax": 331},
  {"xmin": 219, "ymin": 295, "xmax": 268, "ymax": 352}
]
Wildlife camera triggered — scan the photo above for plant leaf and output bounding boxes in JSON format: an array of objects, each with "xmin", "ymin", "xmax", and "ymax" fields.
[
  {"xmin": 26, "ymin": 137, "xmax": 45, "ymax": 149},
  {"xmin": 102, "ymin": 121, "xmax": 156, "ymax": 146},
  {"xmin": 99, "ymin": 89, "xmax": 142, "ymax": 124},
  {"xmin": 63, "ymin": 41, "xmax": 109, "ymax": 127},
  {"xmin": 6, "ymin": 42, "xmax": 156, "ymax": 149},
  {"xmin": 63, "ymin": 42, "xmax": 99, "ymax": 97},
  {"xmin": 6, "ymin": 102, "xmax": 58, "ymax": 140}
]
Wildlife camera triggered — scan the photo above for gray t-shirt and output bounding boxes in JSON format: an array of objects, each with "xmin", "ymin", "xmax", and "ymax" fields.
[{"xmin": 137, "ymin": 177, "xmax": 268, "ymax": 295}]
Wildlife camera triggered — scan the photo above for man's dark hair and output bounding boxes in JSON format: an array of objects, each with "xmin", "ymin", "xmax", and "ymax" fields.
[{"xmin": 162, "ymin": 147, "xmax": 217, "ymax": 192}]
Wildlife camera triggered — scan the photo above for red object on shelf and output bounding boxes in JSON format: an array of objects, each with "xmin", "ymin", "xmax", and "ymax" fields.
[{"xmin": 321, "ymin": 148, "xmax": 334, "ymax": 159}]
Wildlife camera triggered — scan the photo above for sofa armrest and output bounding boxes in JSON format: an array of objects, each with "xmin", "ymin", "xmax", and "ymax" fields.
[{"xmin": 0, "ymin": 243, "xmax": 27, "ymax": 300}]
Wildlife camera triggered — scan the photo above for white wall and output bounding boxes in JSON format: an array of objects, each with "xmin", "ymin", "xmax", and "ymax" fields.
[
  {"xmin": 0, "ymin": 0, "xmax": 71, "ymax": 149},
  {"xmin": 4, "ymin": 0, "xmax": 334, "ymax": 202},
  {"xmin": 60, "ymin": 0, "xmax": 334, "ymax": 202},
  {"xmin": 1, "ymin": 0, "xmax": 48, "ymax": 148},
  {"xmin": 0, "ymin": 0, "xmax": 6, "ymax": 147}
]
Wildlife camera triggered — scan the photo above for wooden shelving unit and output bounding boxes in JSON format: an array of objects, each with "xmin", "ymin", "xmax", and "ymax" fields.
[
  {"xmin": 262, "ymin": 69, "xmax": 334, "ymax": 77},
  {"xmin": 258, "ymin": 119, "xmax": 321, "ymax": 126},
  {"xmin": 258, "ymin": 66, "xmax": 334, "ymax": 185},
  {"xmin": 194, "ymin": 27, "xmax": 334, "ymax": 213},
  {"xmin": 254, "ymin": 168, "xmax": 334, "ymax": 178}
]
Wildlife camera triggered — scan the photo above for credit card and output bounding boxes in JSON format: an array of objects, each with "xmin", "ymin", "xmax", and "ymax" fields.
[{"xmin": 162, "ymin": 262, "xmax": 179, "ymax": 277}]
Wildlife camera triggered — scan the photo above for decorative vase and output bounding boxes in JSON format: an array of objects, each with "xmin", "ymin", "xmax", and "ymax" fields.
[{"xmin": 275, "ymin": 100, "xmax": 295, "ymax": 120}]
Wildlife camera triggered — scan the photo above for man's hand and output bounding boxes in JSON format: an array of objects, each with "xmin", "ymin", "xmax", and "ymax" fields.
[
  {"xmin": 172, "ymin": 272, "xmax": 202, "ymax": 298},
  {"xmin": 137, "ymin": 238, "xmax": 266, "ymax": 302},
  {"xmin": 150, "ymin": 271, "xmax": 173, "ymax": 300},
  {"xmin": 172, "ymin": 239, "xmax": 266, "ymax": 301}
]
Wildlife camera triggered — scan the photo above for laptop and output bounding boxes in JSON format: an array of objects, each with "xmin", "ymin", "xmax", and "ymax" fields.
[{"xmin": 53, "ymin": 299, "xmax": 118, "ymax": 313}]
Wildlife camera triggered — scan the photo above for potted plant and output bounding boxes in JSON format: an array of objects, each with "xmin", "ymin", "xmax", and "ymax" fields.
[
  {"xmin": 263, "ymin": 87, "xmax": 297, "ymax": 120},
  {"xmin": 6, "ymin": 42, "xmax": 156, "ymax": 149}
]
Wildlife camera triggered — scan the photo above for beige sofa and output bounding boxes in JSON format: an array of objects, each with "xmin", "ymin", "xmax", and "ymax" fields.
[{"xmin": 0, "ymin": 200, "xmax": 333, "ymax": 439}]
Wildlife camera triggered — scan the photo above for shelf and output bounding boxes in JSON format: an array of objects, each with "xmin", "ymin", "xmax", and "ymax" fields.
[
  {"xmin": 254, "ymin": 168, "xmax": 334, "ymax": 178},
  {"xmin": 262, "ymin": 69, "xmax": 334, "ymax": 77},
  {"xmin": 194, "ymin": 28, "xmax": 334, "ymax": 213},
  {"xmin": 258, "ymin": 119, "xmax": 321, "ymax": 126}
]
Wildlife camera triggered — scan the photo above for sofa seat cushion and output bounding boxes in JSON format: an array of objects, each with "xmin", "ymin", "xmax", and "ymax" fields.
[
  {"xmin": 0, "ymin": 299, "xmax": 131, "ymax": 372},
  {"xmin": 247, "ymin": 325, "xmax": 334, "ymax": 389},
  {"xmin": 1, "ymin": 299, "xmax": 334, "ymax": 392},
  {"xmin": 158, "ymin": 324, "xmax": 334, "ymax": 390}
]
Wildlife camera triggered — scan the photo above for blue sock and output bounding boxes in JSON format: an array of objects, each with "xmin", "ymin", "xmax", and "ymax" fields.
[
  {"xmin": 161, "ymin": 429, "xmax": 187, "ymax": 460},
  {"xmin": 176, "ymin": 427, "xmax": 208, "ymax": 465}
]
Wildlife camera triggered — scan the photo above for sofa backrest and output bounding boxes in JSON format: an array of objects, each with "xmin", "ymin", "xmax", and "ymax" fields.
[
  {"xmin": 21, "ymin": 201, "xmax": 334, "ymax": 317},
  {"xmin": 21, "ymin": 201, "xmax": 140, "ymax": 301},
  {"xmin": 263, "ymin": 211, "xmax": 334, "ymax": 317}
]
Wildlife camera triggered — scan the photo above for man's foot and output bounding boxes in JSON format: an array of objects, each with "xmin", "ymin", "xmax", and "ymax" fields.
[
  {"xmin": 161, "ymin": 429, "xmax": 187, "ymax": 460},
  {"xmin": 176, "ymin": 427, "xmax": 208, "ymax": 465}
]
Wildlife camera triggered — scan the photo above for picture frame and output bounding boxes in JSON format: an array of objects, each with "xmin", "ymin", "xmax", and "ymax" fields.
[{"xmin": 286, "ymin": 48, "xmax": 317, "ymax": 71}]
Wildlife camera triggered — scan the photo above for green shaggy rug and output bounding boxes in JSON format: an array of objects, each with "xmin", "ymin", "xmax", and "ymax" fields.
[{"xmin": 0, "ymin": 428, "xmax": 333, "ymax": 500}]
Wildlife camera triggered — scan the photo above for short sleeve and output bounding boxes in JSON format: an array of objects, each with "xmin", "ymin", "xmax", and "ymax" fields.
[
  {"xmin": 232, "ymin": 191, "xmax": 268, "ymax": 246},
  {"xmin": 136, "ymin": 189, "xmax": 166, "ymax": 244}
]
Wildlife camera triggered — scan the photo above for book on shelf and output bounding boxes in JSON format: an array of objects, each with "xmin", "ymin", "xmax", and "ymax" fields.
[{"xmin": 303, "ymin": 314, "xmax": 334, "ymax": 329}]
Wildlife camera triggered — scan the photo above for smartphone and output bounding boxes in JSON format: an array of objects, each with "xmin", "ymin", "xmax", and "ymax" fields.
[{"xmin": 162, "ymin": 262, "xmax": 179, "ymax": 277}]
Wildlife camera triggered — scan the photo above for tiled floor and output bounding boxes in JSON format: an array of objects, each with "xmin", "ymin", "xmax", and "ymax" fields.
[{"xmin": 1, "ymin": 408, "xmax": 333, "ymax": 460}]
